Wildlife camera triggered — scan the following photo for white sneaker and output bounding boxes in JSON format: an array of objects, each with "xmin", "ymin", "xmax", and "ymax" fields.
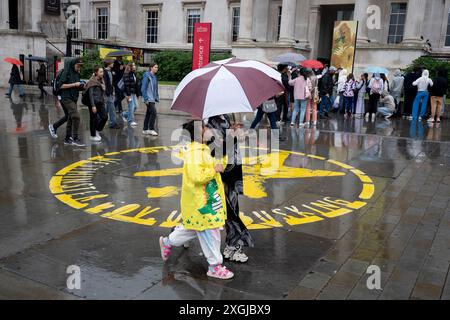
[
  {"xmin": 312, "ymin": 121, "xmax": 317, "ymax": 126},
  {"xmin": 48, "ymin": 124, "xmax": 58, "ymax": 139},
  {"xmin": 418, "ymin": 117, "xmax": 422, "ymax": 121},
  {"xmin": 142, "ymin": 130, "xmax": 151, "ymax": 135},
  {"xmin": 371, "ymin": 114, "xmax": 376, "ymax": 122},
  {"xmin": 96, "ymin": 131, "xmax": 101, "ymax": 138},
  {"xmin": 223, "ymin": 245, "xmax": 235, "ymax": 259},
  {"xmin": 90, "ymin": 135, "xmax": 101, "ymax": 142},
  {"xmin": 407, "ymin": 116, "xmax": 413, "ymax": 120},
  {"xmin": 130, "ymin": 122, "xmax": 138, "ymax": 127},
  {"xmin": 149, "ymin": 130, "xmax": 159, "ymax": 136},
  {"xmin": 427, "ymin": 117, "xmax": 434, "ymax": 123},
  {"xmin": 365, "ymin": 113, "xmax": 370, "ymax": 121},
  {"xmin": 230, "ymin": 249, "xmax": 249, "ymax": 263}
]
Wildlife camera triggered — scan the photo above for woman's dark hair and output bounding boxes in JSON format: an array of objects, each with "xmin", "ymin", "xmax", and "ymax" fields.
[
  {"xmin": 277, "ymin": 64, "xmax": 288, "ymax": 72},
  {"xmin": 347, "ymin": 73, "xmax": 355, "ymax": 81},
  {"xmin": 299, "ymin": 68, "xmax": 308, "ymax": 80},
  {"xmin": 182, "ymin": 120, "xmax": 195, "ymax": 141},
  {"xmin": 363, "ymin": 73, "xmax": 369, "ymax": 81},
  {"xmin": 93, "ymin": 66, "xmax": 102, "ymax": 75}
]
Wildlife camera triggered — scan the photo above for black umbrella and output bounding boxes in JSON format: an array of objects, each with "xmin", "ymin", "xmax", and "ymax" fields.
[{"xmin": 25, "ymin": 56, "xmax": 48, "ymax": 62}]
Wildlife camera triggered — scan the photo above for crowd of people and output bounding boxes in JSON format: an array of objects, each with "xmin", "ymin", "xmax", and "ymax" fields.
[
  {"xmin": 46, "ymin": 57, "xmax": 160, "ymax": 147},
  {"xmin": 249, "ymin": 63, "xmax": 449, "ymax": 130}
]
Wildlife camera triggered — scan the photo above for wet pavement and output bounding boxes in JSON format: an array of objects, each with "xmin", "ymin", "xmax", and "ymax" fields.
[{"xmin": 1, "ymin": 89, "xmax": 450, "ymax": 300}]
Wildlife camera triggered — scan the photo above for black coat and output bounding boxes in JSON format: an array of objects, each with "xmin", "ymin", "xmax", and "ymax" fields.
[
  {"xmin": 104, "ymin": 68, "xmax": 114, "ymax": 97},
  {"xmin": 404, "ymin": 71, "xmax": 420, "ymax": 95},
  {"xmin": 319, "ymin": 73, "xmax": 334, "ymax": 95},
  {"xmin": 9, "ymin": 65, "xmax": 22, "ymax": 85},
  {"xmin": 37, "ymin": 65, "xmax": 47, "ymax": 83},
  {"xmin": 123, "ymin": 71, "xmax": 138, "ymax": 96}
]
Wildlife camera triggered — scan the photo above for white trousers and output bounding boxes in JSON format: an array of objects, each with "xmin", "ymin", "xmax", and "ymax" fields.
[{"xmin": 168, "ymin": 225, "xmax": 223, "ymax": 266}]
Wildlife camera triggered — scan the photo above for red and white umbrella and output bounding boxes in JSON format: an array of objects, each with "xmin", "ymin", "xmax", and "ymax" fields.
[{"xmin": 171, "ymin": 58, "xmax": 284, "ymax": 119}]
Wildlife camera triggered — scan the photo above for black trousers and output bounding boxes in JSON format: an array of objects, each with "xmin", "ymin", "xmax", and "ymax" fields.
[
  {"xmin": 275, "ymin": 94, "xmax": 289, "ymax": 121},
  {"xmin": 404, "ymin": 91, "xmax": 416, "ymax": 116},
  {"xmin": 38, "ymin": 82, "xmax": 47, "ymax": 97},
  {"xmin": 368, "ymin": 93, "xmax": 380, "ymax": 115},
  {"xmin": 53, "ymin": 100, "xmax": 69, "ymax": 132},
  {"xmin": 114, "ymin": 85, "xmax": 124, "ymax": 112},
  {"xmin": 88, "ymin": 103, "xmax": 108, "ymax": 137},
  {"xmin": 143, "ymin": 102, "xmax": 157, "ymax": 131}
]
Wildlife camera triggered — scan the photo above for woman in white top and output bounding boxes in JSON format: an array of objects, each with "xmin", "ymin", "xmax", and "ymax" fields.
[{"xmin": 412, "ymin": 69, "xmax": 433, "ymax": 121}]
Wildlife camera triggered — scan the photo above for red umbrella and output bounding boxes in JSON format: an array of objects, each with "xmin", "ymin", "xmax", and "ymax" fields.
[
  {"xmin": 300, "ymin": 60, "xmax": 324, "ymax": 69},
  {"xmin": 4, "ymin": 57, "xmax": 23, "ymax": 66}
]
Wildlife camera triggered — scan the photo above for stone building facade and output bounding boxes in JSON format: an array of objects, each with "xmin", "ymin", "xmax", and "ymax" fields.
[{"xmin": 1, "ymin": 0, "xmax": 450, "ymax": 85}]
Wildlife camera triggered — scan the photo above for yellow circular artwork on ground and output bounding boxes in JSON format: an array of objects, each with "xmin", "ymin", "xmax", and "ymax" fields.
[{"xmin": 49, "ymin": 146, "xmax": 375, "ymax": 230}]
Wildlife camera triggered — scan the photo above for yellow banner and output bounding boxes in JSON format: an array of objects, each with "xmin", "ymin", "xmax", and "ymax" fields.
[{"xmin": 330, "ymin": 21, "xmax": 358, "ymax": 73}]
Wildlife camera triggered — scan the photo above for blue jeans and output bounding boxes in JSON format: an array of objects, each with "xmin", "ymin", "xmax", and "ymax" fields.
[
  {"xmin": 377, "ymin": 106, "xmax": 393, "ymax": 117},
  {"xmin": 250, "ymin": 108, "xmax": 278, "ymax": 129},
  {"xmin": 291, "ymin": 99, "xmax": 307, "ymax": 125},
  {"xmin": 106, "ymin": 95, "xmax": 117, "ymax": 126},
  {"xmin": 343, "ymin": 96, "xmax": 354, "ymax": 113},
  {"xmin": 122, "ymin": 94, "xmax": 137, "ymax": 123},
  {"xmin": 8, "ymin": 83, "xmax": 24, "ymax": 96},
  {"xmin": 319, "ymin": 94, "xmax": 332, "ymax": 115},
  {"xmin": 412, "ymin": 91, "xmax": 429, "ymax": 120}
]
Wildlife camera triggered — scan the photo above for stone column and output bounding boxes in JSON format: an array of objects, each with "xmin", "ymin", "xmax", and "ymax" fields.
[
  {"xmin": 0, "ymin": 0, "xmax": 9, "ymax": 29},
  {"xmin": 403, "ymin": 0, "xmax": 426, "ymax": 45},
  {"xmin": 307, "ymin": 5, "xmax": 321, "ymax": 59},
  {"xmin": 294, "ymin": 0, "xmax": 310, "ymax": 48},
  {"xmin": 278, "ymin": 0, "xmax": 297, "ymax": 44},
  {"xmin": 354, "ymin": 0, "xmax": 369, "ymax": 43},
  {"xmin": 237, "ymin": 0, "xmax": 254, "ymax": 43}
]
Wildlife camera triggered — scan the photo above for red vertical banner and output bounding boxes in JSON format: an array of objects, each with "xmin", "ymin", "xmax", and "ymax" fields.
[{"xmin": 192, "ymin": 22, "xmax": 212, "ymax": 70}]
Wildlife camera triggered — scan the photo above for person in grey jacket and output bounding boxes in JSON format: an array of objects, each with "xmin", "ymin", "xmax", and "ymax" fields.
[
  {"xmin": 390, "ymin": 69, "xmax": 404, "ymax": 116},
  {"xmin": 141, "ymin": 63, "xmax": 160, "ymax": 136}
]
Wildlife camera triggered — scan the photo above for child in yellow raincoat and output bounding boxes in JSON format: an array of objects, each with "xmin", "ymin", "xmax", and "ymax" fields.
[{"xmin": 159, "ymin": 120, "xmax": 234, "ymax": 280}]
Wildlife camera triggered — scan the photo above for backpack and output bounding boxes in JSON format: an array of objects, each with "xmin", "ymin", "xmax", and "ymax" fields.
[
  {"xmin": 81, "ymin": 89, "xmax": 92, "ymax": 107},
  {"xmin": 117, "ymin": 77, "xmax": 124, "ymax": 92},
  {"xmin": 51, "ymin": 70, "xmax": 64, "ymax": 96},
  {"xmin": 371, "ymin": 79, "xmax": 383, "ymax": 94}
]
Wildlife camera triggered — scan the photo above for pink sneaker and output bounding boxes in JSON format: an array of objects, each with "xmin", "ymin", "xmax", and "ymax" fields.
[
  {"xmin": 159, "ymin": 236, "xmax": 172, "ymax": 261},
  {"xmin": 207, "ymin": 264, "xmax": 234, "ymax": 280}
]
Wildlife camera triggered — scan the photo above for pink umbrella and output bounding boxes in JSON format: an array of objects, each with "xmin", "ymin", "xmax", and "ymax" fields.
[{"xmin": 171, "ymin": 58, "xmax": 284, "ymax": 119}]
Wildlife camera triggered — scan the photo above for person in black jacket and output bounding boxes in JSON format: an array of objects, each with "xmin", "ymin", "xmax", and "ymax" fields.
[
  {"xmin": 121, "ymin": 62, "xmax": 139, "ymax": 127},
  {"xmin": 84, "ymin": 67, "xmax": 108, "ymax": 142},
  {"xmin": 429, "ymin": 68, "xmax": 448, "ymax": 123},
  {"xmin": 104, "ymin": 60, "xmax": 120, "ymax": 129},
  {"xmin": 275, "ymin": 64, "xmax": 290, "ymax": 123},
  {"xmin": 403, "ymin": 66, "xmax": 423, "ymax": 119},
  {"xmin": 112, "ymin": 57, "xmax": 125, "ymax": 113},
  {"xmin": 36, "ymin": 62, "xmax": 48, "ymax": 99},
  {"xmin": 318, "ymin": 66, "xmax": 337, "ymax": 118},
  {"xmin": 6, "ymin": 64, "xmax": 24, "ymax": 98}
]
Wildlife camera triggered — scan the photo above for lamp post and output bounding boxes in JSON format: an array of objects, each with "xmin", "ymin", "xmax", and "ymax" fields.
[{"xmin": 62, "ymin": 1, "xmax": 75, "ymax": 57}]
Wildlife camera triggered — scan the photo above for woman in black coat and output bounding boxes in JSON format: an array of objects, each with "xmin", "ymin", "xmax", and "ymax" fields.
[
  {"xmin": 6, "ymin": 65, "xmax": 24, "ymax": 98},
  {"xmin": 37, "ymin": 62, "xmax": 48, "ymax": 99}
]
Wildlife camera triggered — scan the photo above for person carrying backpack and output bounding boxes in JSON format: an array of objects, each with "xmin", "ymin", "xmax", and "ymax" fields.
[
  {"xmin": 48, "ymin": 58, "xmax": 85, "ymax": 146},
  {"xmin": 82, "ymin": 67, "xmax": 108, "ymax": 142},
  {"xmin": 366, "ymin": 73, "xmax": 384, "ymax": 122}
]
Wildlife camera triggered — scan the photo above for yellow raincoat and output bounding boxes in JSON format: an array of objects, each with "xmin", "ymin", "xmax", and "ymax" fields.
[{"xmin": 180, "ymin": 141, "xmax": 227, "ymax": 231}]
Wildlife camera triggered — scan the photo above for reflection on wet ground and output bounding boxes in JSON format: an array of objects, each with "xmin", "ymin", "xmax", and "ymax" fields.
[{"xmin": 1, "ymin": 90, "xmax": 450, "ymax": 300}]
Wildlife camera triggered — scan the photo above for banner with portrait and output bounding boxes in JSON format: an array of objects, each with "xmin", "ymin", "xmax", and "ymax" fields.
[{"xmin": 330, "ymin": 21, "xmax": 358, "ymax": 73}]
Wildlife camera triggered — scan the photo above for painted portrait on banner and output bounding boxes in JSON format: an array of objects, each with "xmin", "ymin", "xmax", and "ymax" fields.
[{"xmin": 330, "ymin": 21, "xmax": 358, "ymax": 73}]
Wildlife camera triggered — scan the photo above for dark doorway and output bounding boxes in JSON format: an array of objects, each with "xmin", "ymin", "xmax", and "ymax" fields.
[
  {"xmin": 8, "ymin": 0, "xmax": 18, "ymax": 29},
  {"xmin": 317, "ymin": 5, "xmax": 354, "ymax": 62}
]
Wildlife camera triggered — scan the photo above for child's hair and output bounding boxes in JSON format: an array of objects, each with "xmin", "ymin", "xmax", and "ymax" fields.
[{"xmin": 347, "ymin": 73, "xmax": 354, "ymax": 81}]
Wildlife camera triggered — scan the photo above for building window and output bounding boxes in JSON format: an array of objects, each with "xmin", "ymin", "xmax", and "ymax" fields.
[
  {"xmin": 446, "ymin": 9, "xmax": 450, "ymax": 46},
  {"xmin": 146, "ymin": 10, "xmax": 159, "ymax": 43},
  {"xmin": 187, "ymin": 9, "xmax": 201, "ymax": 43},
  {"xmin": 97, "ymin": 7, "xmax": 109, "ymax": 40},
  {"xmin": 387, "ymin": 3, "xmax": 407, "ymax": 44},
  {"xmin": 232, "ymin": 7, "xmax": 240, "ymax": 42},
  {"xmin": 277, "ymin": 6, "xmax": 282, "ymax": 41}
]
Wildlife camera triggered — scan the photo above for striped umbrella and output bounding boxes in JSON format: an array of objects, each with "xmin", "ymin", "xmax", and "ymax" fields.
[{"xmin": 171, "ymin": 58, "xmax": 284, "ymax": 119}]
